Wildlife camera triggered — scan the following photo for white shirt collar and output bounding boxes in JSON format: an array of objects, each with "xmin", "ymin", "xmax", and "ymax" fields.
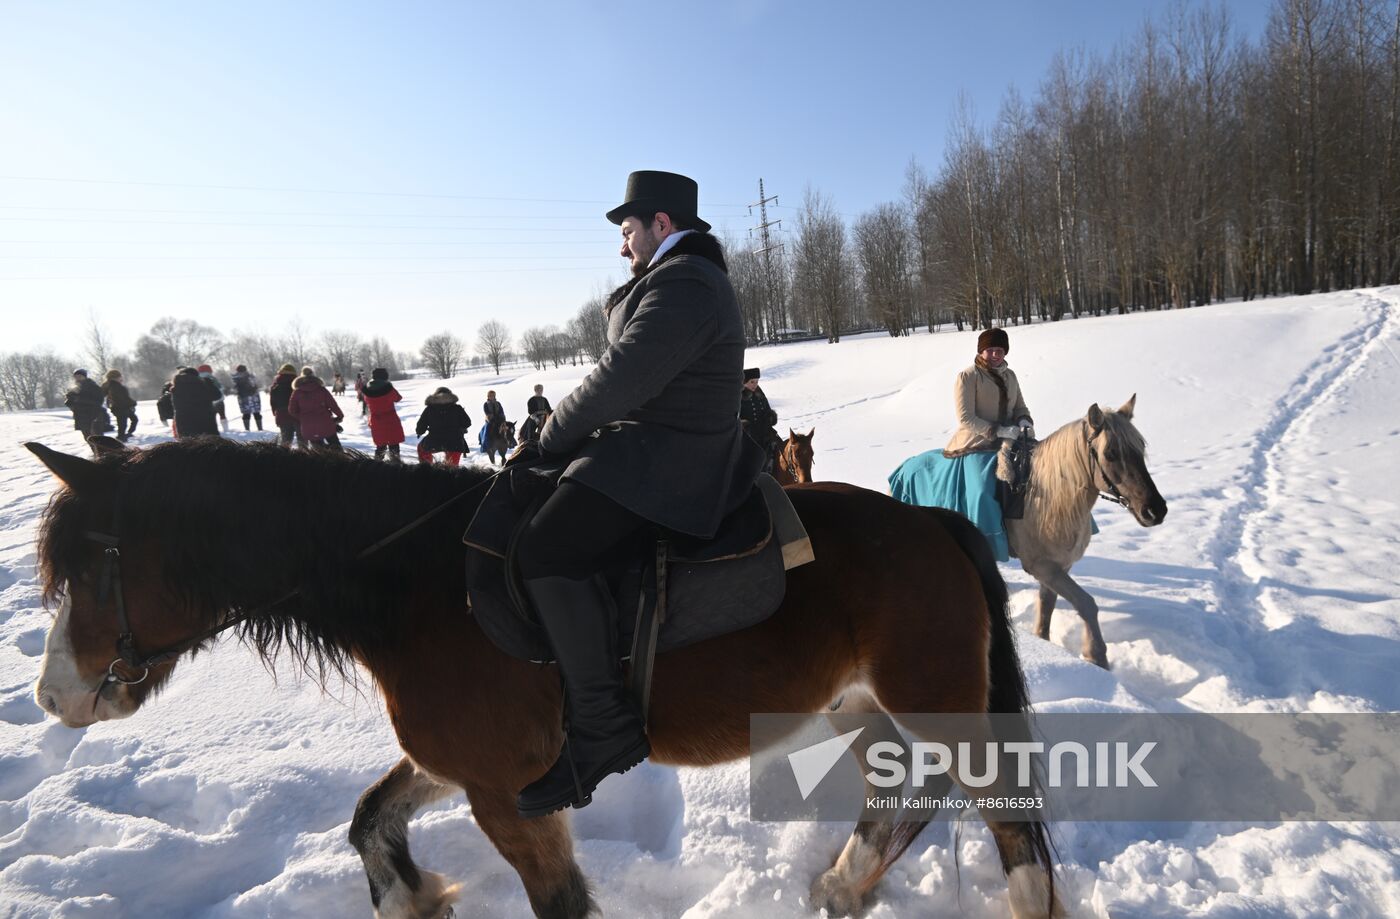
[{"xmin": 648, "ymin": 229, "xmax": 695, "ymax": 267}]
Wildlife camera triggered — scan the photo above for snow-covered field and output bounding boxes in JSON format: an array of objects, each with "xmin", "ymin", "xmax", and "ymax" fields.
[{"xmin": 2, "ymin": 289, "xmax": 1399, "ymax": 917}]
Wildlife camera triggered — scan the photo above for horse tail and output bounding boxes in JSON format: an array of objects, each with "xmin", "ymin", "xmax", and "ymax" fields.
[
  {"xmin": 925, "ymin": 508, "xmax": 1027, "ymax": 716},
  {"xmin": 925, "ymin": 506, "xmax": 1059, "ymax": 914}
]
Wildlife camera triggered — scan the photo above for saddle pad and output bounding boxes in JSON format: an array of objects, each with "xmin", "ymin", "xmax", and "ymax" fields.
[{"xmin": 463, "ymin": 474, "xmax": 789, "ymax": 663}]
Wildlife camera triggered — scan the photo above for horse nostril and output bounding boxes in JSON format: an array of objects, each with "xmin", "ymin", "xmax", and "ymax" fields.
[{"xmin": 37, "ymin": 692, "xmax": 59, "ymax": 716}]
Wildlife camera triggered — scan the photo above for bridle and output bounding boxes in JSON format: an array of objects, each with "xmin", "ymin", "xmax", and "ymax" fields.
[
  {"xmin": 78, "ymin": 465, "xmax": 506, "ymax": 688},
  {"xmin": 777, "ymin": 438, "xmax": 811, "ymax": 484},
  {"xmin": 1083, "ymin": 421, "xmax": 1131, "ymax": 508}
]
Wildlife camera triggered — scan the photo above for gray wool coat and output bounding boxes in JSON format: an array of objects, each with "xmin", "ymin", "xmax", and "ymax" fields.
[{"xmin": 540, "ymin": 232, "xmax": 762, "ymax": 538}]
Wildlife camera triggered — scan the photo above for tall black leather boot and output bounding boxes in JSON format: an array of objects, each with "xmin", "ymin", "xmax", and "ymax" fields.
[{"xmin": 517, "ymin": 575, "xmax": 650, "ymax": 818}]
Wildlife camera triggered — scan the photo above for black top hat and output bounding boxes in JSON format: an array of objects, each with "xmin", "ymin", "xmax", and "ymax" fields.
[
  {"xmin": 743, "ymin": 367, "xmax": 760, "ymax": 382},
  {"xmin": 606, "ymin": 170, "xmax": 711, "ymax": 234}
]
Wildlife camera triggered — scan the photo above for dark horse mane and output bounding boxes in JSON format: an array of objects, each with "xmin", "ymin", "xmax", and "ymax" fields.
[{"xmin": 38, "ymin": 438, "xmax": 496, "ymax": 682}]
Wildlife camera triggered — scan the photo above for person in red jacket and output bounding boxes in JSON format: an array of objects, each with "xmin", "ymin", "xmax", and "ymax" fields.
[
  {"xmin": 362, "ymin": 367, "xmax": 405, "ymax": 462},
  {"xmin": 287, "ymin": 367, "xmax": 344, "ymax": 451}
]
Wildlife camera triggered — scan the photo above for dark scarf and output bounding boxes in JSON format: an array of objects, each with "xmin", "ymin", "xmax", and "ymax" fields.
[
  {"xmin": 364, "ymin": 379, "xmax": 394, "ymax": 398},
  {"xmin": 605, "ymin": 232, "xmax": 728, "ymax": 313},
  {"xmin": 974, "ymin": 355, "xmax": 1010, "ymax": 424}
]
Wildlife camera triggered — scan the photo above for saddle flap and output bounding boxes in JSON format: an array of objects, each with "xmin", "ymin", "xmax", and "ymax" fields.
[
  {"xmin": 462, "ymin": 461, "xmax": 562, "ymax": 558},
  {"xmin": 666, "ymin": 485, "xmax": 771, "ymax": 563}
]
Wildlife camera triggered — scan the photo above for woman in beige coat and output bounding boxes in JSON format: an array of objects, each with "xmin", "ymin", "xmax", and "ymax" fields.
[{"xmin": 888, "ymin": 328, "xmax": 1034, "ymax": 561}]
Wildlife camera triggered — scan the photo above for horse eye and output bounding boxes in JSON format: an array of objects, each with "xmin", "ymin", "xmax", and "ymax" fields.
[{"xmin": 1105, "ymin": 448, "xmax": 1120, "ymax": 463}]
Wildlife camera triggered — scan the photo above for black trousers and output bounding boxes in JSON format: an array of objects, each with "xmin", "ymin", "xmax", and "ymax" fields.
[{"xmin": 516, "ymin": 482, "xmax": 649, "ymax": 581}]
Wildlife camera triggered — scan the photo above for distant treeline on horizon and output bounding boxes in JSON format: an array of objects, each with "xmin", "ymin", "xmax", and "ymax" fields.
[{"xmin": 5, "ymin": 0, "xmax": 1396, "ymax": 409}]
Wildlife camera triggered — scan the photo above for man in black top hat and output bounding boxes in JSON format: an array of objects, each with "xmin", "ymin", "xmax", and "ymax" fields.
[
  {"xmin": 513, "ymin": 170, "xmax": 762, "ymax": 819},
  {"xmin": 739, "ymin": 367, "xmax": 782, "ymax": 471}
]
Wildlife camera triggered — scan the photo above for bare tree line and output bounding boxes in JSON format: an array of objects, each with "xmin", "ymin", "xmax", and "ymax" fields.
[
  {"xmin": 733, "ymin": 0, "xmax": 1400, "ymax": 339},
  {"xmin": 5, "ymin": 0, "xmax": 1394, "ymax": 414}
]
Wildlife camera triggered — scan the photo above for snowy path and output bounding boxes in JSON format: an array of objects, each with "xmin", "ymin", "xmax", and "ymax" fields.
[{"xmin": 2, "ymin": 294, "xmax": 1399, "ymax": 917}]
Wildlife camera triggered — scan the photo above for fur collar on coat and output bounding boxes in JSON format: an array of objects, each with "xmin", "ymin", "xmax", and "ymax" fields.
[{"xmin": 605, "ymin": 231, "xmax": 728, "ymax": 312}]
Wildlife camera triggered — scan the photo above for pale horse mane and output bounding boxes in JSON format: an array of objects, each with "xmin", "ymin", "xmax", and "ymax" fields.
[{"xmin": 1002, "ymin": 408, "xmax": 1147, "ymax": 548}]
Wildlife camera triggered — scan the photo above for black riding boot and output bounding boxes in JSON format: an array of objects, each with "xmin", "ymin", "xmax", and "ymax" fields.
[{"xmin": 517, "ymin": 575, "xmax": 650, "ymax": 819}]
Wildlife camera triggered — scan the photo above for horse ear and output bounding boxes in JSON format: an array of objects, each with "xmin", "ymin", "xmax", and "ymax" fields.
[
  {"xmin": 807, "ymin": 428, "xmax": 815, "ymax": 440},
  {"xmin": 1118, "ymin": 393, "xmax": 1137, "ymax": 419},
  {"xmin": 1086, "ymin": 403, "xmax": 1105, "ymax": 433},
  {"xmin": 789, "ymin": 428, "xmax": 796, "ymax": 439},
  {"xmin": 25, "ymin": 442, "xmax": 111, "ymax": 490}
]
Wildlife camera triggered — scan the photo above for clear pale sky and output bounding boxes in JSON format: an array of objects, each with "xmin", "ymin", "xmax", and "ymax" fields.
[{"xmin": 0, "ymin": 0, "xmax": 1271, "ymax": 359}]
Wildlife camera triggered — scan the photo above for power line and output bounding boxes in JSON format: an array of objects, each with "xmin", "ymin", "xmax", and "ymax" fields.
[
  {"xmin": 0, "ymin": 239, "xmax": 627, "ymax": 246},
  {"xmin": 0, "ymin": 254, "xmax": 617, "ymax": 261},
  {"xmin": 0, "ymin": 204, "xmax": 615, "ymax": 220},
  {"xmin": 0, "ymin": 217, "xmax": 620, "ymax": 232},
  {"xmin": 0, "ymin": 264, "xmax": 622, "ymax": 282},
  {"xmin": 0, "ymin": 174, "xmax": 757, "ymax": 209}
]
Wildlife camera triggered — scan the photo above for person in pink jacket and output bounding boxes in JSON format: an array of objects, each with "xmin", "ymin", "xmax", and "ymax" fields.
[
  {"xmin": 287, "ymin": 368, "xmax": 344, "ymax": 451},
  {"xmin": 362, "ymin": 367, "xmax": 405, "ymax": 462}
]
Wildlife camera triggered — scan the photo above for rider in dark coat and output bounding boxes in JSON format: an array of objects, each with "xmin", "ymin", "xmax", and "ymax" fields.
[
  {"xmin": 739, "ymin": 367, "xmax": 781, "ymax": 470},
  {"xmin": 513, "ymin": 171, "xmax": 763, "ymax": 821},
  {"xmin": 170, "ymin": 367, "xmax": 220, "ymax": 438},
  {"xmin": 64, "ymin": 370, "xmax": 110, "ymax": 437},
  {"xmin": 526, "ymin": 384, "xmax": 551, "ymax": 416},
  {"xmin": 415, "ymin": 387, "xmax": 471, "ymax": 466},
  {"xmin": 479, "ymin": 390, "xmax": 507, "ymax": 453},
  {"xmin": 101, "ymin": 370, "xmax": 138, "ymax": 441}
]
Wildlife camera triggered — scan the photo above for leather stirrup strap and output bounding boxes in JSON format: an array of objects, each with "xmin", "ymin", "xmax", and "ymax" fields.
[{"xmin": 627, "ymin": 537, "xmax": 668, "ymax": 724}]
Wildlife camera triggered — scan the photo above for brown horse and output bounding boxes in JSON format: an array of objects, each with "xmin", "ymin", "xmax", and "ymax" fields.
[
  {"xmin": 484, "ymin": 417, "xmax": 517, "ymax": 465},
  {"xmin": 25, "ymin": 438, "xmax": 1060, "ymax": 919},
  {"xmin": 773, "ymin": 427, "xmax": 815, "ymax": 486},
  {"xmin": 1002, "ymin": 395, "xmax": 1167, "ymax": 668}
]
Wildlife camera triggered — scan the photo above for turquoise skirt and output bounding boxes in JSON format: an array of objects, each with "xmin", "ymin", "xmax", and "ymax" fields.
[{"xmin": 889, "ymin": 450, "xmax": 1009, "ymax": 562}]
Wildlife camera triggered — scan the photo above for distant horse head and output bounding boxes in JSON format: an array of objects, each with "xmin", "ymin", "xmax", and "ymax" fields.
[
  {"xmin": 774, "ymin": 428, "xmax": 815, "ymax": 485},
  {"xmin": 485, "ymin": 418, "xmax": 517, "ymax": 465},
  {"xmin": 1082, "ymin": 395, "xmax": 1166, "ymax": 528}
]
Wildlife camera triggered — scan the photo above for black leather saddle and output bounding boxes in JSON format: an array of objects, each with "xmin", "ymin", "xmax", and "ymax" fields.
[{"xmin": 462, "ymin": 460, "xmax": 786, "ymax": 714}]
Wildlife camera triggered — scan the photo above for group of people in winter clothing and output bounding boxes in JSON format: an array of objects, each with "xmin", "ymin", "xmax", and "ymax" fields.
[{"xmin": 61, "ymin": 357, "xmax": 549, "ymax": 470}]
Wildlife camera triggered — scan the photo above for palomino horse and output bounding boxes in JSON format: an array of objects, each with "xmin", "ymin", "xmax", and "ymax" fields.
[
  {"xmin": 26, "ymin": 438, "xmax": 1060, "ymax": 919},
  {"xmin": 773, "ymin": 427, "xmax": 815, "ymax": 486},
  {"xmin": 1003, "ymin": 395, "xmax": 1167, "ymax": 668}
]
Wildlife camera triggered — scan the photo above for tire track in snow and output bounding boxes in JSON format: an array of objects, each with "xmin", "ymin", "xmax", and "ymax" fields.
[
  {"xmin": 782, "ymin": 388, "xmax": 903, "ymax": 425},
  {"xmin": 1195, "ymin": 289, "xmax": 1396, "ymax": 702}
]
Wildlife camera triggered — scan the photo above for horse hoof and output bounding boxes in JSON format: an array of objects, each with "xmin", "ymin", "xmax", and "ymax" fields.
[
  {"xmin": 1081, "ymin": 654, "xmax": 1111, "ymax": 671},
  {"xmin": 810, "ymin": 869, "xmax": 864, "ymax": 917}
]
